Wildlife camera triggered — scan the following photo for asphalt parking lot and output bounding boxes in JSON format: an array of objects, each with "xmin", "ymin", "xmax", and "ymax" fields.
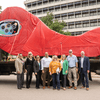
[{"xmin": 0, "ymin": 74, "xmax": 100, "ymax": 100}]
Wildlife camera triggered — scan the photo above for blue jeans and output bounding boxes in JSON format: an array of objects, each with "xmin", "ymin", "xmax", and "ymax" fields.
[{"xmin": 52, "ymin": 73, "xmax": 60, "ymax": 89}]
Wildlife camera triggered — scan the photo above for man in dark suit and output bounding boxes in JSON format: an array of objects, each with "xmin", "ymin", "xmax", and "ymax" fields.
[{"xmin": 79, "ymin": 51, "xmax": 90, "ymax": 91}]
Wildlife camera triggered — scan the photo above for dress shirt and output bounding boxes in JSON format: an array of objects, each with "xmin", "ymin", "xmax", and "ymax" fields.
[
  {"xmin": 81, "ymin": 57, "xmax": 84, "ymax": 68},
  {"xmin": 41, "ymin": 57, "xmax": 52, "ymax": 70}
]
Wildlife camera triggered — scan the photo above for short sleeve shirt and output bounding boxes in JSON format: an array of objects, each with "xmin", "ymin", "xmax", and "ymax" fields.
[{"xmin": 67, "ymin": 55, "xmax": 78, "ymax": 67}]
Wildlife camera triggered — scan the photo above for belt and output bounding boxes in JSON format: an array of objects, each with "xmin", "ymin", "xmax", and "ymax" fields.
[{"xmin": 69, "ymin": 66, "xmax": 76, "ymax": 68}]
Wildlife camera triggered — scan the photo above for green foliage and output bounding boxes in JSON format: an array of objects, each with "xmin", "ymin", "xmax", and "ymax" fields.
[{"xmin": 41, "ymin": 12, "xmax": 71, "ymax": 35}]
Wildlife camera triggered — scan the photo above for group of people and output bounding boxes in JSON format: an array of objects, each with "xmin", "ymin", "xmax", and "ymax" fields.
[{"xmin": 15, "ymin": 49, "xmax": 90, "ymax": 91}]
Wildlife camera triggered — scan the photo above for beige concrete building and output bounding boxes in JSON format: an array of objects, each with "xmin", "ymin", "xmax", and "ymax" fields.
[{"xmin": 24, "ymin": 0, "xmax": 100, "ymax": 35}]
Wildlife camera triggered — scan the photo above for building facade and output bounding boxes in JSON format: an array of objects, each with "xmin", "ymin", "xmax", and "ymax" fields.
[{"xmin": 24, "ymin": 0, "xmax": 100, "ymax": 35}]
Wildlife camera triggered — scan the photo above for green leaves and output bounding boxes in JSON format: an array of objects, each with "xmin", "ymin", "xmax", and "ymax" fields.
[{"xmin": 41, "ymin": 12, "xmax": 71, "ymax": 35}]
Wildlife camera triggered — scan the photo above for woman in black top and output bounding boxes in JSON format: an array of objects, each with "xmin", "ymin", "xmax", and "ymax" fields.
[
  {"xmin": 34, "ymin": 55, "xmax": 41, "ymax": 89},
  {"xmin": 25, "ymin": 52, "xmax": 35, "ymax": 89}
]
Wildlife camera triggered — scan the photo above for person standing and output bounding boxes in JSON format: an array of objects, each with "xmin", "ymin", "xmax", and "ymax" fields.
[
  {"xmin": 61, "ymin": 55, "xmax": 68, "ymax": 90},
  {"xmin": 41, "ymin": 52, "xmax": 52, "ymax": 89},
  {"xmin": 49, "ymin": 55, "xmax": 61, "ymax": 90},
  {"xmin": 79, "ymin": 51, "xmax": 90, "ymax": 91},
  {"xmin": 15, "ymin": 53, "xmax": 24, "ymax": 90},
  {"xmin": 25, "ymin": 52, "xmax": 35, "ymax": 89},
  {"xmin": 67, "ymin": 50, "xmax": 78, "ymax": 90},
  {"xmin": 34, "ymin": 55, "xmax": 41, "ymax": 89}
]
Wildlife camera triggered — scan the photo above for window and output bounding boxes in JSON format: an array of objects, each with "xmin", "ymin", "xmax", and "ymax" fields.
[
  {"xmin": 61, "ymin": 4, "xmax": 67, "ymax": 10},
  {"xmin": 49, "ymin": 6, "xmax": 54, "ymax": 12},
  {"xmin": 98, "ymin": 19, "xmax": 100, "ymax": 26},
  {"xmin": 43, "ymin": 8, "xmax": 48, "ymax": 14},
  {"xmin": 89, "ymin": 0, "xmax": 96, "ymax": 6},
  {"xmin": 82, "ymin": 20, "xmax": 89, "ymax": 27},
  {"xmin": 75, "ymin": 21, "xmax": 82, "ymax": 28},
  {"xmin": 68, "ymin": 3, "xmax": 73, "ymax": 9},
  {"xmin": 82, "ymin": 10, "xmax": 89, "ymax": 17},
  {"xmin": 37, "ymin": 9, "xmax": 42, "ymax": 14},
  {"xmin": 75, "ymin": 11, "xmax": 81, "ymax": 18},
  {"xmin": 43, "ymin": 0, "xmax": 48, "ymax": 4},
  {"xmin": 82, "ymin": 0, "xmax": 88, "ymax": 7},
  {"xmin": 75, "ymin": 1, "xmax": 81, "ymax": 8},
  {"xmin": 55, "ymin": 5, "xmax": 60, "ymax": 11},
  {"xmin": 32, "ymin": 2, "xmax": 36, "ymax": 7},
  {"xmin": 37, "ymin": 1, "xmax": 42, "ymax": 6},
  {"xmin": 49, "ymin": 0, "xmax": 54, "ymax": 3},
  {"xmin": 90, "ymin": 19, "xmax": 97, "ymax": 27},
  {"xmin": 32, "ymin": 10, "xmax": 36, "ymax": 15},
  {"xmin": 68, "ymin": 22, "xmax": 74, "ymax": 29},
  {"xmin": 97, "ymin": 0, "xmax": 100, "ymax": 4},
  {"xmin": 55, "ymin": 0, "xmax": 60, "ymax": 2},
  {"xmin": 55, "ymin": 14, "xmax": 60, "ymax": 20},
  {"xmin": 68, "ymin": 12, "xmax": 74, "ymax": 19},
  {"xmin": 98, "ymin": 8, "xmax": 100, "ymax": 15},
  {"xmin": 90, "ymin": 9, "xmax": 97, "ymax": 16},
  {"xmin": 61, "ymin": 13, "xmax": 67, "ymax": 20},
  {"xmin": 27, "ymin": 3, "xmax": 31, "ymax": 8}
]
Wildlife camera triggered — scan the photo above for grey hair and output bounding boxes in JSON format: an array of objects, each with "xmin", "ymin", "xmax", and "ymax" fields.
[
  {"xmin": 81, "ymin": 51, "xmax": 85, "ymax": 54},
  {"xmin": 52, "ymin": 55, "xmax": 58, "ymax": 61},
  {"xmin": 62, "ymin": 54, "xmax": 66, "ymax": 60}
]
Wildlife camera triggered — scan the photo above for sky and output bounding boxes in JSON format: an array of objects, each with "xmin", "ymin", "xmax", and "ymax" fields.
[{"xmin": 0, "ymin": 0, "xmax": 25, "ymax": 11}]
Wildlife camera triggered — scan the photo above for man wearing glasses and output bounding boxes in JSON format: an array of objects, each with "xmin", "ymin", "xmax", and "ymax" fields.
[{"xmin": 67, "ymin": 50, "xmax": 78, "ymax": 90}]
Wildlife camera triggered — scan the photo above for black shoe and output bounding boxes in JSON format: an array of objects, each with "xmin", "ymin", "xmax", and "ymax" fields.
[
  {"xmin": 22, "ymin": 86, "xmax": 25, "ymax": 88},
  {"xmin": 18, "ymin": 88, "xmax": 22, "ymax": 90},
  {"xmin": 36, "ymin": 87, "xmax": 40, "ymax": 89}
]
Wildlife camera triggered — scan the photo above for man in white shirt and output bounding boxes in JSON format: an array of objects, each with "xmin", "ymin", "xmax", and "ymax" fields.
[{"xmin": 41, "ymin": 52, "xmax": 52, "ymax": 89}]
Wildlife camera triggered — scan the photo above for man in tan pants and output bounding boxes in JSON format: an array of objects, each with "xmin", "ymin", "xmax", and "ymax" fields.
[
  {"xmin": 67, "ymin": 50, "xmax": 78, "ymax": 90},
  {"xmin": 41, "ymin": 52, "xmax": 52, "ymax": 89}
]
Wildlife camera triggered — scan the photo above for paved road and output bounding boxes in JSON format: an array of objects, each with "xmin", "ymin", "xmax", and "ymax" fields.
[{"xmin": 0, "ymin": 75, "xmax": 100, "ymax": 100}]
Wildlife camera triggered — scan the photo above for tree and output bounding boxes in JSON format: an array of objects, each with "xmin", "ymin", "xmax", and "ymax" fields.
[{"xmin": 41, "ymin": 12, "xmax": 71, "ymax": 35}]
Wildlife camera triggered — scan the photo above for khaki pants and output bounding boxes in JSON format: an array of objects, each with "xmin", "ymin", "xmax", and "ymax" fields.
[
  {"xmin": 43, "ymin": 68, "xmax": 50, "ymax": 86},
  {"xmin": 68, "ymin": 67, "xmax": 77, "ymax": 87}
]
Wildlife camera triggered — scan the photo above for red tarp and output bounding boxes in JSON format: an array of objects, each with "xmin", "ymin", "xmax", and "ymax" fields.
[{"xmin": 0, "ymin": 7, "xmax": 100, "ymax": 57}]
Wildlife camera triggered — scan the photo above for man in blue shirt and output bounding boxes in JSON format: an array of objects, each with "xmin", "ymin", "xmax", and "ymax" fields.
[{"xmin": 67, "ymin": 49, "xmax": 78, "ymax": 90}]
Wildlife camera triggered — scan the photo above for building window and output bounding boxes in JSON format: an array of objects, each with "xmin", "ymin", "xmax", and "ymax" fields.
[
  {"xmin": 97, "ymin": 0, "xmax": 100, "ymax": 4},
  {"xmin": 27, "ymin": 3, "xmax": 31, "ymax": 8},
  {"xmin": 97, "ymin": 8, "xmax": 100, "ymax": 15},
  {"xmin": 82, "ymin": 20, "xmax": 89, "ymax": 27},
  {"xmin": 61, "ymin": 13, "xmax": 67, "ymax": 20},
  {"xmin": 55, "ymin": 14, "xmax": 60, "ymax": 20},
  {"xmin": 68, "ymin": 22, "xmax": 74, "ymax": 29},
  {"xmin": 43, "ymin": 0, "xmax": 48, "ymax": 4},
  {"xmin": 49, "ymin": 0, "xmax": 54, "ymax": 3},
  {"xmin": 90, "ymin": 19, "xmax": 97, "ymax": 27},
  {"xmin": 75, "ymin": 1, "xmax": 81, "ymax": 8},
  {"xmin": 98, "ymin": 19, "xmax": 100, "ymax": 26},
  {"xmin": 75, "ymin": 11, "xmax": 81, "ymax": 18},
  {"xmin": 32, "ymin": 10, "xmax": 36, "ymax": 15},
  {"xmin": 68, "ymin": 3, "xmax": 73, "ymax": 9},
  {"xmin": 68, "ymin": 12, "xmax": 74, "ymax": 19},
  {"xmin": 49, "ymin": 6, "xmax": 54, "ymax": 12},
  {"xmin": 61, "ymin": 4, "xmax": 67, "ymax": 10},
  {"xmin": 90, "ymin": 9, "xmax": 97, "ymax": 16},
  {"xmin": 89, "ymin": 0, "xmax": 96, "ymax": 6},
  {"xmin": 55, "ymin": 5, "xmax": 60, "ymax": 11},
  {"xmin": 37, "ymin": 1, "xmax": 42, "ymax": 6},
  {"xmin": 82, "ymin": 10, "xmax": 89, "ymax": 17},
  {"xmin": 55, "ymin": 0, "xmax": 60, "ymax": 2},
  {"xmin": 32, "ymin": 2, "xmax": 36, "ymax": 7},
  {"xmin": 75, "ymin": 21, "xmax": 82, "ymax": 28},
  {"xmin": 43, "ymin": 8, "xmax": 48, "ymax": 14},
  {"xmin": 37, "ymin": 9, "xmax": 42, "ymax": 15},
  {"xmin": 82, "ymin": 0, "xmax": 88, "ymax": 7}
]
